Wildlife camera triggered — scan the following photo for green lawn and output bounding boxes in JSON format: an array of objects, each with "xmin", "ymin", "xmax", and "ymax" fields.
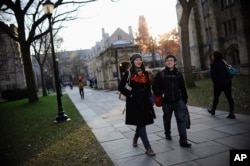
[
  {"xmin": 187, "ymin": 75, "xmax": 250, "ymax": 115},
  {"xmin": 0, "ymin": 95, "xmax": 114, "ymax": 166}
]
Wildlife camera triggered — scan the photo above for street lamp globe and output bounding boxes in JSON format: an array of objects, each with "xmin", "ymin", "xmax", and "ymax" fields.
[{"xmin": 43, "ymin": 0, "xmax": 54, "ymax": 15}]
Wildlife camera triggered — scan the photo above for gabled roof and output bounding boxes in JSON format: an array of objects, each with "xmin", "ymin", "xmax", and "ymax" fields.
[
  {"xmin": 109, "ymin": 27, "xmax": 127, "ymax": 38},
  {"xmin": 109, "ymin": 27, "xmax": 135, "ymax": 48}
]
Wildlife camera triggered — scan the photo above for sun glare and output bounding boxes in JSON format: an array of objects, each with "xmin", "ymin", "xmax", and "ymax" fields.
[{"xmin": 60, "ymin": 0, "xmax": 177, "ymax": 51}]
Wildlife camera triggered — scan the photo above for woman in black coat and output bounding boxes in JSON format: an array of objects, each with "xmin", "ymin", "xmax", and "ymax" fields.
[
  {"xmin": 208, "ymin": 51, "xmax": 235, "ymax": 119},
  {"xmin": 118, "ymin": 53, "xmax": 156, "ymax": 156}
]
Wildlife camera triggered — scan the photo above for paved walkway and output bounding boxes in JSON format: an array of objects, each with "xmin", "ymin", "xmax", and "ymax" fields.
[{"xmin": 65, "ymin": 87, "xmax": 250, "ymax": 166}]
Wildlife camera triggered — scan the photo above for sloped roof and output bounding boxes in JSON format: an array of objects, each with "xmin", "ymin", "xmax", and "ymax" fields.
[{"xmin": 112, "ymin": 39, "xmax": 131, "ymax": 45}]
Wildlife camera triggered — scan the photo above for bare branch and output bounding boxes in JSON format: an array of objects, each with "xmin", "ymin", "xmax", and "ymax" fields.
[{"xmin": 0, "ymin": 0, "xmax": 116, "ymax": 102}]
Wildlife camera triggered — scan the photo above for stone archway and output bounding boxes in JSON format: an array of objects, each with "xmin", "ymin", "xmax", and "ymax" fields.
[
  {"xmin": 119, "ymin": 62, "xmax": 130, "ymax": 77},
  {"xmin": 224, "ymin": 44, "xmax": 240, "ymax": 65}
]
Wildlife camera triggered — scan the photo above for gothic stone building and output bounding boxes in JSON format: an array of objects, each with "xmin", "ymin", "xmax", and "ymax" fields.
[
  {"xmin": 176, "ymin": 0, "xmax": 250, "ymax": 74},
  {"xmin": 0, "ymin": 23, "xmax": 26, "ymax": 96},
  {"xmin": 87, "ymin": 27, "xmax": 139, "ymax": 90}
]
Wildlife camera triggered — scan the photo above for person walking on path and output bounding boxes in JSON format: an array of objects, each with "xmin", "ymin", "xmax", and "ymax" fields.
[
  {"xmin": 152, "ymin": 55, "xmax": 191, "ymax": 148},
  {"xmin": 118, "ymin": 53, "xmax": 156, "ymax": 156},
  {"xmin": 78, "ymin": 78, "xmax": 84, "ymax": 99},
  {"xmin": 207, "ymin": 51, "xmax": 235, "ymax": 119}
]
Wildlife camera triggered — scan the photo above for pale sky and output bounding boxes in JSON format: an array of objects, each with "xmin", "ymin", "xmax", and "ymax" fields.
[{"xmin": 59, "ymin": 0, "xmax": 178, "ymax": 51}]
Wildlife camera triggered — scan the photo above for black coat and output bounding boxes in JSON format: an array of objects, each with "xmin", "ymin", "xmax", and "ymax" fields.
[
  {"xmin": 152, "ymin": 67, "xmax": 188, "ymax": 104},
  {"xmin": 210, "ymin": 59, "xmax": 231, "ymax": 86},
  {"xmin": 118, "ymin": 70, "xmax": 155, "ymax": 126}
]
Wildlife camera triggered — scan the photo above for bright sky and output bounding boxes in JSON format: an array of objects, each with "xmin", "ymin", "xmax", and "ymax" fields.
[{"xmin": 59, "ymin": 0, "xmax": 178, "ymax": 51}]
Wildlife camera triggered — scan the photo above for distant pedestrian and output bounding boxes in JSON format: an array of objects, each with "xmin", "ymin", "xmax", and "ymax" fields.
[
  {"xmin": 152, "ymin": 55, "xmax": 191, "ymax": 148},
  {"xmin": 78, "ymin": 79, "xmax": 84, "ymax": 99},
  {"xmin": 208, "ymin": 51, "xmax": 235, "ymax": 119},
  {"xmin": 89, "ymin": 78, "xmax": 93, "ymax": 88},
  {"xmin": 118, "ymin": 53, "xmax": 156, "ymax": 156},
  {"xmin": 69, "ymin": 82, "xmax": 73, "ymax": 90},
  {"xmin": 93, "ymin": 78, "xmax": 97, "ymax": 89}
]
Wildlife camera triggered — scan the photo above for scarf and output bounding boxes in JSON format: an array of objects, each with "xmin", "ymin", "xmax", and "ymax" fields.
[{"xmin": 131, "ymin": 68, "xmax": 147, "ymax": 83}]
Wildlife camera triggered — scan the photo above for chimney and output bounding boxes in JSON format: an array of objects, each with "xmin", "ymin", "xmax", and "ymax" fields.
[
  {"xmin": 102, "ymin": 28, "xmax": 105, "ymax": 38},
  {"xmin": 128, "ymin": 26, "xmax": 133, "ymax": 40}
]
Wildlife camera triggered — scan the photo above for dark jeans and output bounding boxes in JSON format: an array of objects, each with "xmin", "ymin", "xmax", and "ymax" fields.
[
  {"xmin": 162, "ymin": 99, "xmax": 187, "ymax": 143},
  {"xmin": 212, "ymin": 83, "xmax": 234, "ymax": 112},
  {"xmin": 134, "ymin": 126, "xmax": 150, "ymax": 149},
  {"xmin": 79, "ymin": 88, "xmax": 84, "ymax": 98}
]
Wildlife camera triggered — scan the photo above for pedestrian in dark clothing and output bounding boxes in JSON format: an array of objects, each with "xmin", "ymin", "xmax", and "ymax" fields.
[
  {"xmin": 69, "ymin": 82, "xmax": 73, "ymax": 89},
  {"xmin": 152, "ymin": 55, "xmax": 191, "ymax": 148},
  {"xmin": 118, "ymin": 53, "xmax": 156, "ymax": 156},
  {"xmin": 208, "ymin": 51, "xmax": 235, "ymax": 119}
]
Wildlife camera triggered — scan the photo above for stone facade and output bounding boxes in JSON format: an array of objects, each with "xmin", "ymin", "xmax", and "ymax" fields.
[
  {"xmin": 0, "ymin": 23, "xmax": 26, "ymax": 96},
  {"xmin": 176, "ymin": 0, "xmax": 250, "ymax": 74},
  {"xmin": 87, "ymin": 27, "xmax": 139, "ymax": 89}
]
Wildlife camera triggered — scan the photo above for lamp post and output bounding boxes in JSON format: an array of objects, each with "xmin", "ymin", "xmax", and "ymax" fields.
[{"xmin": 43, "ymin": 0, "xmax": 70, "ymax": 123}]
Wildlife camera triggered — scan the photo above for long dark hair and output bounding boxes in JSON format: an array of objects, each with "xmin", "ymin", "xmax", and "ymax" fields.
[
  {"xmin": 130, "ymin": 61, "xmax": 146, "ymax": 75},
  {"xmin": 213, "ymin": 51, "xmax": 223, "ymax": 60}
]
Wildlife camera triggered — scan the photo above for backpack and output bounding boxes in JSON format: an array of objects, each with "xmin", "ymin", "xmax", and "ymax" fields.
[{"xmin": 78, "ymin": 81, "xmax": 84, "ymax": 88}]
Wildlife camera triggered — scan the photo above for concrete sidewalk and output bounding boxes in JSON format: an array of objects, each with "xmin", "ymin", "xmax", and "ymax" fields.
[{"xmin": 66, "ymin": 87, "xmax": 250, "ymax": 166}]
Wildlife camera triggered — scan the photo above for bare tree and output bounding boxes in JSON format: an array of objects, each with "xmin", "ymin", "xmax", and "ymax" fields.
[
  {"xmin": 31, "ymin": 17, "xmax": 63, "ymax": 97},
  {"xmin": 0, "ymin": 0, "xmax": 98, "ymax": 103},
  {"xmin": 70, "ymin": 53, "xmax": 87, "ymax": 81},
  {"xmin": 32, "ymin": 32, "xmax": 50, "ymax": 97},
  {"xmin": 178, "ymin": 0, "xmax": 196, "ymax": 87}
]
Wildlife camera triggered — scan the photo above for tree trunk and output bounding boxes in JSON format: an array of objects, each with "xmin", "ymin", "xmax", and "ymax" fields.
[
  {"xmin": 40, "ymin": 65, "xmax": 47, "ymax": 96},
  {"xmin": 21, "ymin": 44, "xmax": 39, "ymax": 103},
  {"xmin": 240, "ymin": 0, "xmax": 250, "ymax": 74},
  {"xmin": 193, "ymin": 6, "xmax": 207, "ymax": 70},
  {"xmin": 180, "ymin": 15, "xmax": 196, "ymax": 88}
]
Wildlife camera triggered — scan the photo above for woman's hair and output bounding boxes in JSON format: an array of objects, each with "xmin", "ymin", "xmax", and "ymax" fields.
[
  {"xmin": 130, "ymin": 62, "xmax": 146, "ymax": 73},
  {"xmin": 213, "ymin": 51, "xmax": 223, "ymax": 60},
  {"xmin": 129, "ymin": 53, "xmax": 146, "ymax": 74}
]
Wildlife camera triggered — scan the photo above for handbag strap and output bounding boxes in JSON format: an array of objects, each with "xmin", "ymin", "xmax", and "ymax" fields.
[
  {"xmin": 126, "ymin": 70, "xmax": 131, "ymax": 85},
  {"xmin": 222, "ymin": 59, "xmax": 231, "ymax": 68}
]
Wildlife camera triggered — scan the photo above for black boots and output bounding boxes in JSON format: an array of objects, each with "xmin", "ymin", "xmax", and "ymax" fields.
[
  {"xmin": 227, "ymin": 112, "xmax": 236, "ymax": 119},
  {"xmin": 207, "ymin": 109, "xmax": 215, "ymax": 116},
  {"xmin": 166, "ymin": 134, "xmax": 172, "ymax": 140},
  {"xmin": 208, "ymin": 108, "xmax": 236, "ymax": 119},
  {"xmin": 180, "ymin": 141, "xmax": 192, "ymax": 148}
]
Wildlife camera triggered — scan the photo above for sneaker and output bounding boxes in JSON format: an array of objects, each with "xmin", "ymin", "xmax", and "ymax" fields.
[
  {"xmin": 227, "ymin": 113, "xmax": 236, "ymax": 119},
  {"xmin": 207, "ymin": 109, "xmax": 215, "ymax": 116},
  {"xmin": 146, "ymin": 147, "xmax": 156, "ymax": 156},
  {"xmin": 180, "ymin": 142, "xmax": 192, "ymax": 148},
  {"xmin": 166, "ymin": 135, "xmax": 172, "ymax": 140}
]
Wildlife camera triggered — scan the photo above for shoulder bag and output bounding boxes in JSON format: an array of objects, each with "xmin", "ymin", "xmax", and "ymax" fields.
[
  {"xmin": 119, "ymin": 70, "xmax": 131, "ymax": 101},
  {"xmin": 153, "ymin": 71, "xmax": 164, "ymax": 107},
  {"xmin": 222, "ymin": 60, "xmax": 237, "ymax": 77},
  {"xmin": 185, "ymin": 106, "xmax": 191, "ymax": 129}
]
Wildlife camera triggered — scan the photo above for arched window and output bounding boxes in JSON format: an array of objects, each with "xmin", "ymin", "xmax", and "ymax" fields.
[{"xmin": 224, "ymin": 44, "xmax": 240, "ymax": 65}]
